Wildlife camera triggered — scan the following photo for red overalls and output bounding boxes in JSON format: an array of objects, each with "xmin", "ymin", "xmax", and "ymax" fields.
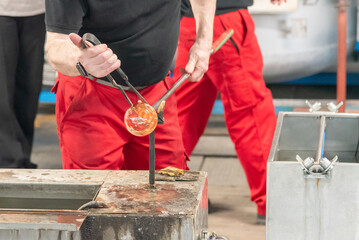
[
  {"xmin": 52, "ymin": 73, "xmax": 188, "ymax": 171},
  {"xmin": 174, "ymin": 10, "xmax": 276, "ymax": 215}
]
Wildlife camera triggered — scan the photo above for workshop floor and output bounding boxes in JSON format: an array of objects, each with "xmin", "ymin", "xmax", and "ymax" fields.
[{"xmin": 32, "ymin": 104, "xmax": 265, "ymax": 240}]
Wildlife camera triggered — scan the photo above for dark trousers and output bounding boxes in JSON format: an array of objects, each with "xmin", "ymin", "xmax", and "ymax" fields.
[{"xmin": 0, "ymin": 14, "xmax": 45, "ymax": 168}]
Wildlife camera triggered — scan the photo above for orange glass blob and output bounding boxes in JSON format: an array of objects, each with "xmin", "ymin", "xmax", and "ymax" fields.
[{"xmin": 124, "ymin": 100, "xmax": 158, "ymax": 136}]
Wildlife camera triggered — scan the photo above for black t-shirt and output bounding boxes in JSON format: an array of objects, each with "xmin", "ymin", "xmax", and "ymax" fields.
[
  {"xmin": 181, "ymin": 0, "xmax": 253, "ymax": 17},
  {"xmin": 46, "ymin": 0, "xmax": 181, "ymax": 87}
]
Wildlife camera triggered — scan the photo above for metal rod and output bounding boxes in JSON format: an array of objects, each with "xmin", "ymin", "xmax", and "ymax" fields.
[
  {"xmin": 115, "ymin": 68, "xmax": 129, "ymax": 81},
  {"xmin": 114, "ymin": 68, "xmax": 149, "ymax": 104},
  {"xmin": 153, "ymin": 73, "xmax": 190, "ymax": 110},
  {"xmin": 316, "ymin": 115, "xmax": 326, "ymax": 162},
  {"xmin": 149, "ymin": 131, "xmax": 156, "ymax": 186},
  {"xmin": 120, "ymin": 76, "xmax": 150, "ymax": 105},
  {"xmin": 106, "ymin": 74, "xmax": 133, "ymax": 107},
  {"xmin": 337, "ymin": 0, "xmax": 347, "ymax": 112}
]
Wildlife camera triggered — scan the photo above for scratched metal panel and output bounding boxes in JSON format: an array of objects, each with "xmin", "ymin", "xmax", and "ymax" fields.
[{"xmin": 267, "ymin": 162, "xmax": 359, "ymax": 240}]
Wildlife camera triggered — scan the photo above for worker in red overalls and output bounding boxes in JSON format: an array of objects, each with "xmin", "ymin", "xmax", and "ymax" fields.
[
  {"xmin": 44, "ymin": 0, "xmax": 216, "ymax": 170},
  {"xmin": 174, "ymin": 0, "xmax": 286, "ymax": 224}
]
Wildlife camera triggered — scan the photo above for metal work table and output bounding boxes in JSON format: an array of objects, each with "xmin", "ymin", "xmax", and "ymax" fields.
[{"xmin": 0, "ymin": 169, "xmax": 208, "ymax": 240}]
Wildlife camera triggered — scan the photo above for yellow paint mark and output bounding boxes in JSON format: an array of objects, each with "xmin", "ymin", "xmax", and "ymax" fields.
[{"xmin": 34, "ymin": 114, "xmax": 56, "ymax": 128}]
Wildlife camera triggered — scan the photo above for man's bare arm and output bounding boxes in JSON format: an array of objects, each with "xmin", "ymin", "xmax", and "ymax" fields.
[
  {"xmin": 186, "ymin": 0, "xmax": 216, "ymax": 82},
  {"xmin": 45, "ymin": 32, "xmax": 121, "ymax": 78}
]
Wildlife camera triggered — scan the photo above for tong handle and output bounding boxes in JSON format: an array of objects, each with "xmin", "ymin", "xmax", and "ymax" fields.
[
  {"xmin": 80, "ymin": 33, "xmax": 133, "ymax": 106},
  {"xmin": 81, "ymin": 33, "xmax": 149, "ymax": 105},
  {"xmin": 210, "ymin": 29, "xmax": 234, "ymax": 54}
]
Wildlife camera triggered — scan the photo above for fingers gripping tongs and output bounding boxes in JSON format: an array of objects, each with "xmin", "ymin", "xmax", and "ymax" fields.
[{"xmin": 79, "ymin": 33, "xmax": 149, "ymax": 107}]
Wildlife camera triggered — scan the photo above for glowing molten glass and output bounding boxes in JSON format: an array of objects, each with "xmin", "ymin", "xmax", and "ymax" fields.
[{"xmin": 124, "ymin": 100, "xmax": 158, "ymax": 136}]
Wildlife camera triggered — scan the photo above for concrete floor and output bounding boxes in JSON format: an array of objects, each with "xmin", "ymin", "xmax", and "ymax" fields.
[{"xmin": 31, "ymin": 104, "xmax": 265, "ymax": 240}]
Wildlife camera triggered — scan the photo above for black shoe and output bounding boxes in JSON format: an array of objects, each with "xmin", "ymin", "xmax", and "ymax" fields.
[
  {"xmin": 208, "ymin": 199, "xmax": 213, "ymax": 214},
  {"xmin": 256, "ymin": 214, "xmax": 266, "ymax": 225},
  {"xmin": 23, "ymin": 162, "xmax": 38, "ymax": 169}
]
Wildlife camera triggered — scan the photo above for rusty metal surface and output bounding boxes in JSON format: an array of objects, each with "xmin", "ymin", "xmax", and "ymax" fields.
[
  {"xmin": 95, "ymin": 171, "xmax": 206, "ymax": 216},
  {"xmin": 82, "ymin": 171, "xmax": 208, "ymax": 240}
]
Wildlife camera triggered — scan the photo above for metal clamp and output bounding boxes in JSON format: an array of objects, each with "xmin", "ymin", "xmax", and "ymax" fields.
[
  {"xmin": 327, "ymin": 102, "xmax": 343, "ymax": 113},
  {"xmin": 305, "ymin": 100, "xmax": 322, "ymax": 112},
  {"xmin": 320, "ymin": 156, "xmax": 338, "ymax": 174},
  {"xmin": 295, "ymin": 114, "xmax": 339, "ymax": 178},
  {"xmin": 305, "ymin": 100, "xmax": 343, "ymax": 113},
  {"xmin": 296, "ymin": 155, "xmax": 338, "ymax": 178},
  {"xmin": 202, "ymin": 230, "xmax": 230, "ymax": 240},
  {"xmin": 296, "ymin": 155, "xmax": 314, "ymax": 174}
]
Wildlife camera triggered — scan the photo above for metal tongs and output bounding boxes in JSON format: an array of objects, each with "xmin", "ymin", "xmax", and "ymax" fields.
[
  {"xmin": 80, "ymin": 30, "xmax": 234, "ymax": 112},
  {"xmin": 80, "ymin": 30, "xmax": 235, "ymax": 187},
  {"xmin": 80, "ymin": 33, "xmax": 149, "ymax": 107}
]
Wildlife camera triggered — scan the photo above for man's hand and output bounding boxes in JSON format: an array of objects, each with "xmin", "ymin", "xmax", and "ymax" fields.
[
  {"xmin": 69, "ymin": 33, "xmax": 121, "ymax": 78},
  {"xmin": 271, "ymin": 0, "xmax": 287, "ymax": 5},
  {"xmin": 186, "ymin": 0, "xmax": 216, "ymax": 82},
  {"xmin": 184, "ymin": 41, "xmax": 211, "ymax": 82}
]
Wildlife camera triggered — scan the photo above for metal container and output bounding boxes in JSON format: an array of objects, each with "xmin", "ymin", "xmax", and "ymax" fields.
[
  {"xmin": 267, "ymin": 111, "xmax": 359, "ymax": 240},
  {"xmin": 0, "ymin": 170, "xmax": 208, "ymax": 240}
]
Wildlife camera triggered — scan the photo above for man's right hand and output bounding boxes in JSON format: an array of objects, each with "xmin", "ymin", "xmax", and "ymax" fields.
[{"xmin": 69, "ymin": 33, "xmax": 121, "ymax": 78}]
